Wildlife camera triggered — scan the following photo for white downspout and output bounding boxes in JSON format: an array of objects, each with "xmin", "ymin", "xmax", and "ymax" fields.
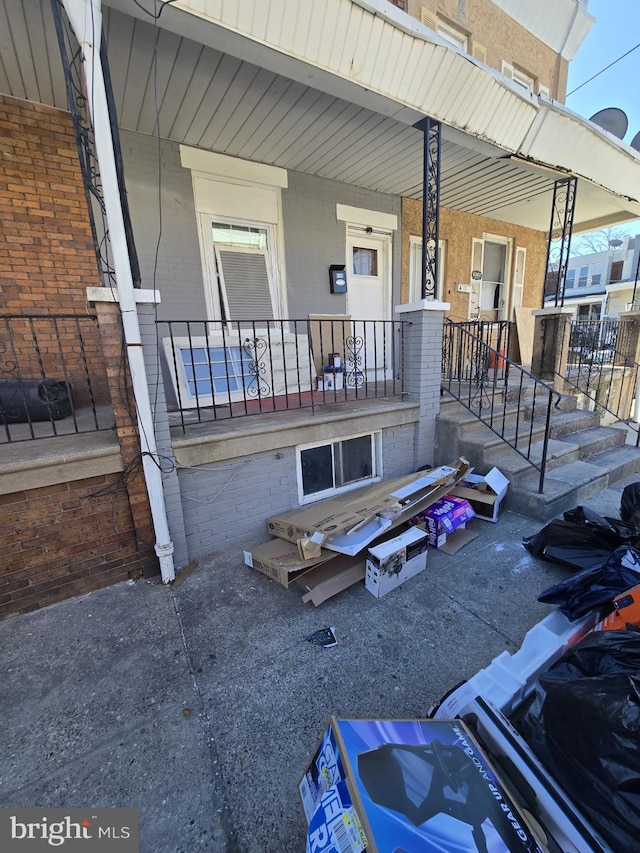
[{"xmin": 62, "ymin": 0, "xmax": 175, "ymax": 582}]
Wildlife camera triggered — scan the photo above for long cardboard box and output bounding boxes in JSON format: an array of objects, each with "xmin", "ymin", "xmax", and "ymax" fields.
[{"xmin": 267, "ymin": 459, "xmax": 470, "ymax": 556}]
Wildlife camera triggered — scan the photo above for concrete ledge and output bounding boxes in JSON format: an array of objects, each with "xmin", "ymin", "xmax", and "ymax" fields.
[
  {"xmin": 0, "ymin": 432, "xmax": 123, "ymax": 495},
  {"xmin": 171, "ymin": 400, "xmax": 419, "ymax": 467}
]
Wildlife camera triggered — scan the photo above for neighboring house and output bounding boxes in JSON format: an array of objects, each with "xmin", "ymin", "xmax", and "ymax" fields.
[
  {"xmin": 1, "ymin": 0, "xmax": 640, "ymax": 617},
  {"xmin": 545, "ymin": 234, "xmax": 640, "ymax": 319}
]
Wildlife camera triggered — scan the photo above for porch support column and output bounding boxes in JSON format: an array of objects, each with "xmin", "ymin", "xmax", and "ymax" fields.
[
  {"xmin": 616, "ymin": 312, "xmax": 640, "ymax": 422},
  {"xmin": 396, "ymin": 298, "xmax": 450, "ymax": 469},
  {"xmin": 531, "ymin": 307, "xmax": 573, "ymax": 393},
  {"xmin": 414, "ymin": 117, "xmax": 441, "ymax": 300},
  {"xmin": 543, "ymin": 177, "xmax": 578, "ymax": 308}
]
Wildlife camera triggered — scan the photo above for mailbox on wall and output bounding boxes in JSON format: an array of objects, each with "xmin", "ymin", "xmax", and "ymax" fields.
[{"xmin": 329, "ymin": 264, "xmax": 347, "ymax": 293}]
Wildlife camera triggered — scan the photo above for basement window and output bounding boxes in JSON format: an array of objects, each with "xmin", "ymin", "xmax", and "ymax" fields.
[{"xmin": 297, "ymin": 432, "xmax": 381, "ymax": 503}]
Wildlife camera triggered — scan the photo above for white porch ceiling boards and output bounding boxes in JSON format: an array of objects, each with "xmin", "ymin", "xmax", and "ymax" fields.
[{"xmin": 1, "ymin": 0, "xmax": 638, "ymax": 233}]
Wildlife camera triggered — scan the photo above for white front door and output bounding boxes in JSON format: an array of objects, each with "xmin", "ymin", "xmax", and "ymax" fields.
[{"xmin": 346, "ymin": 228, "xmax": 392, "ymax": 379}]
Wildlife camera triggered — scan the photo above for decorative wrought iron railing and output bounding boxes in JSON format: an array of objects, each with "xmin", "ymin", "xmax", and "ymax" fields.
[
  {"xmin": 0, "ymin": 314, "xmax": 113, "ymax": 443},
  {"xmin": 157, "ymin": 317, "xmax": 407, "ymax": 430},
  {"xmin": 442, "ymin": 320, "xmax": 559, "ymax": 493},
  {"xmin": 442, "ymin": 319, "xmax": 513, "ymax": 384},
  {"xmin": 561, "ymin": 318, "xmax": 640, "ymax": 446}
]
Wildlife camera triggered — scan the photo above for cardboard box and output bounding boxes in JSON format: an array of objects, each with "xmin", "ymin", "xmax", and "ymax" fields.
[
  {"xmin": 451, "ymin": 467, "xmax": 509, "ymax": 523},
  {"xmin": 299, "ymin": 718, "xmax": 544, "ymax": 853},
  {"xmin": 414, "ymin": 495, "xmax": 477, "ymax": 552},
  {"xmin": 243, "ymin": 538, "xmax": 335, "ymax": 588},
  {"xmin": 266, "ymin": 460, "xmax": 470, "ymax": 556},
  {"xmin": 365, "ymin": 527, "xmax": 428, "ymax": 598}
]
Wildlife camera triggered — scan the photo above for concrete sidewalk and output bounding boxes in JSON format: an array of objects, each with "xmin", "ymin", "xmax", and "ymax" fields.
[{"xmin": 0, "ymin": 478, "xmax": 632, "ymax": 852}]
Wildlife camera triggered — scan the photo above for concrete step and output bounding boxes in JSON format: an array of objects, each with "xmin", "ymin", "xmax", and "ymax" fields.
[
  {"xmin": 547, "ymin": 408, "xmax": 602, "ymax": 439},
  {"xmin": 506, "ymin": 460, "xmax": 611, "ymax": 522},
  {"xmin": 483, "ymin": 438, "xmax": 581, "ymax": 481},
  {"xmin": 562, "ymin": 425, "xmax": 627, "ymax": 459},
  {"xmin": 587, "ymin": 444, "xmax": 640, "ymax": 485}
]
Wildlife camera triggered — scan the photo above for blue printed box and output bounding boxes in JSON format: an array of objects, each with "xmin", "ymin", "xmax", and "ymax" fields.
[
  {"xmin": 299, "ymin": 718, "xmax": 544, "ymax": 853},
  {"xmin": 415, "ymin": 495, "xmax": 476, "ymax": 549}
]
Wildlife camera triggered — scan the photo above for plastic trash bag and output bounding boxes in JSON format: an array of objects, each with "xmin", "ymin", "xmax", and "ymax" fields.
[
  {"xmin": 520, "ymin": 631, "xmax": 640, "ymax": 852},
  {"xmin": 523, "ymin": 507, "xmax": 639, "ymax": 572},
  {"xmin": 620, "ymin": 481, "xmax": 640, "ymax": 530},
  {"xmin": 537, "ymin": 546, "xmax": 640, "ymax": 620}
]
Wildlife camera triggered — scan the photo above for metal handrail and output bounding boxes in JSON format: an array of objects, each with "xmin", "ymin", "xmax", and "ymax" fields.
[{"xmin": 442, "ymin": 320, "xmax": 560, "ymax": 493}]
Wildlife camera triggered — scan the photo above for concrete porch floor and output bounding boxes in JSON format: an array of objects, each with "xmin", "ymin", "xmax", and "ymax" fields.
[{"xmin": 0, "ymin": 475, "xmax": 635, "ymax": 852}]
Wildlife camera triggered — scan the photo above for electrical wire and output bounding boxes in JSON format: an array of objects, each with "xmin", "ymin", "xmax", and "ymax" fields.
[{"xmin": 567, "ymin": 41, "xmax": 640, "ymax": 97}]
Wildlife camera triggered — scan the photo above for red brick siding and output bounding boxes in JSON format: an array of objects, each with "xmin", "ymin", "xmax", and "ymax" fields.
[
  {"xmin": 0, "ymin": 94, "xmax": 110, "ymax": 403},
  {"xmin": 0, "ymin": 475, "xmax": 156, "ymax": 619}
]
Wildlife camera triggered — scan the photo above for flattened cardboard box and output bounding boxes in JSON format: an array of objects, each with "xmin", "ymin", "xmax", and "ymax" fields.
[
  {"xmin": 243, "ymin": 538, "xmax": 335, "ymax": 588},
  {"xmin": 267, "ymin": 459, "xmax": 470, "ymax": 556},
  {"xmin": 299, "ymin": 717, "xmax": 544, "ymax": 853},
  {"xmin": 451, "ymin": 466, "xmax": 509, "ymax": 523}
]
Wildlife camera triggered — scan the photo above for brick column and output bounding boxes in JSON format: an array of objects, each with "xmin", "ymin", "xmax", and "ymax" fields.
[
  {"xmin": 91, "ymin": 295, "xmax": 158, "ymax": 577},
  {"xmin": 531, "ymin": 307, "xmax": 573, "ymax": 392},
  {"xmin": 396, "ymin": 299, "xmax": 449, "ymax": 470},
  {"xmin": 616, "ymin": 311, "xmax": 640, "ymax": 422}
]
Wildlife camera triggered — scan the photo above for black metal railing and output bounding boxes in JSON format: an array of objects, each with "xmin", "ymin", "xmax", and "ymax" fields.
[
  {"xmin": 568, "ymin": 318, "xmax": 619, "ymax": 361},
  {"xmin": 561, "ymin": 319, "xmax": 640, "ymax": 446},
  {"xmin": 0, "ymin": 314, "xmax": 114, "ymax": 443},
  {"xmin": 442, "ymin": 321, "xmax": 559, "ymax": 493},
  {"xmin": 442, "ymin": 319, "xmax": 513, "ymax": 384},
  {"xmin": 157, "ymin": 318, "xmax": 408, "ymax": 430}
]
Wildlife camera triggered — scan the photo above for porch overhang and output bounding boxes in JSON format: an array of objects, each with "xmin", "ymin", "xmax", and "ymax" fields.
[{"xmin": 3, "ymin": 0, "xmax": 640, "ymax": 233}]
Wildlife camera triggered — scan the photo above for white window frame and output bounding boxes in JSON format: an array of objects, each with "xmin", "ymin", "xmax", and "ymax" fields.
[
  {"xmin": 296, "ymin": 431, "xmax": 382, "ymax": 504},
  {"xmin": 437, "ymin": 21, "xmax": 468, "ymax": 52},
  {"xmin": 409, "ymin": 236, "xmax": 446, "ymax": 302},
  {"xmin": 502, "ymin": 61, "xmax": 535, "ymax": 94},
  {"xmin": 199, "ymin": 215, "xmax": 283, "ymax": 326},
  {"xmin": 180, "ymin": 146, "xmax": 289, "ymax": 324}
]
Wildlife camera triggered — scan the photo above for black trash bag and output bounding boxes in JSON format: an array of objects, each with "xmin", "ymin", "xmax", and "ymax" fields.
[
  {"xmin": 520, "ymin": 631, "xmax": 640, "ymax": 853},
  {"xmin": 537, "ymin": 545, "xmax": 640, "ymax": 620},
  {"xmin": 621, "ymin": 482, "xmax": 640, "ymax": 530},
  {"xmin": 523, "ymin": 506, "xmax": 637, "ymax": 571}
]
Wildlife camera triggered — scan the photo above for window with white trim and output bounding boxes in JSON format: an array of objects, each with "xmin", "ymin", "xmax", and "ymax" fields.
[
  {"xmin": 578, "ymin": 265, "xmax": 589, "ymax": 287},
  {"xmin": 502, "ymin": 61, "xmax": 536, "ymax": 94},
  {"xmin": 565, "ymin": 269, "xmax": 576, "ymax": 289},
  {"xmin": 409, "ymin": 237, "xmax": 446, "ymax": 302},
  {"xmin": 420, "ymin": 9, "xmax": 469, "ymax": 52},
  {"xmin": 210, "ymin": 222, "xmax": 275, "ymax": 321},
  {"xmin": 297, "ymin": 433, "xmax": 381, "ymax": 503}
]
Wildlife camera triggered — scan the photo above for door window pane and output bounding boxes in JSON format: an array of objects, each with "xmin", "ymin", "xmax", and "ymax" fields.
[{"xmin": 353, "ymin": 247, "xmax": 378, "ymax": 276}]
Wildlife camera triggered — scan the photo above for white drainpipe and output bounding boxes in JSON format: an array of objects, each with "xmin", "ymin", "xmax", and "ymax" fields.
[{"xmin": 62, "ymin": 0, "xmax": 175, "ymax": 582}]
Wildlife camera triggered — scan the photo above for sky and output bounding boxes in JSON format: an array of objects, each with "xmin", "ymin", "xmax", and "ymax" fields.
[{"xmin": 565, "ymin": 0, "xmax": 640, "ymax": 239}]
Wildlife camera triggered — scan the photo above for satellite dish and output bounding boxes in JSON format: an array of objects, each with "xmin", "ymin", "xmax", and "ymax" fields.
[
  {"xmin": 630, "ymin": 129, "xmax": 640, "ymax": 152},
  {"xmin": 589, "ymin": 107, "xmax": 628, "ymax": 139}
]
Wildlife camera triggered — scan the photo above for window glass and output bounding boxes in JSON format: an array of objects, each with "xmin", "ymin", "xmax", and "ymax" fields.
[
  {"xmin": 299, "ymin": 433, "xmax": 378, "ymax": 500},
  {"xmin": 212, "ymin": 223, "xmax": 267, "ymax": 250},
  {"xmin": 565, "ymin": 270, "xmax": 576, "ymax": 289},
  {"xmin": 335, "ymin": 435, "xmax": 373, "ymax": 486},
  {"xmin": 353, "ymin": 247, "xmax": 378, "ymax": 276},
  {"xmin": 180, "ymin": 346, "xmax": 251, "ymax": 397},
  {"xmin": 578, "ymin": 266, "xmax": 589, "ymax": 287},
  {"xmin": 591, "ymin": 263, "xmax": 603, "ymax": 286},
  {"xmin": 301, "ymin": 444, "xmax": 334, "ymax": 495}
]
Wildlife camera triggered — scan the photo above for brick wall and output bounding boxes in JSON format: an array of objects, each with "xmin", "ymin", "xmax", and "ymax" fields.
[
  {"xmin": 0, "ymin": 95, "xmax": 159, "ymax": 617},
  {"xmin": 0, "ymin": 475, "xmax": 152, "ymax": 619},
  {"xmin": 0, "ymin": 94, "xmax": 110, "ymax": 403}
]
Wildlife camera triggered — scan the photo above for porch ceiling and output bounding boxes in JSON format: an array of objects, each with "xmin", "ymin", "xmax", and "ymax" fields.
[{"xmin": 1, "ymin": 0, "xmax": 638, "ymax": 234}]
